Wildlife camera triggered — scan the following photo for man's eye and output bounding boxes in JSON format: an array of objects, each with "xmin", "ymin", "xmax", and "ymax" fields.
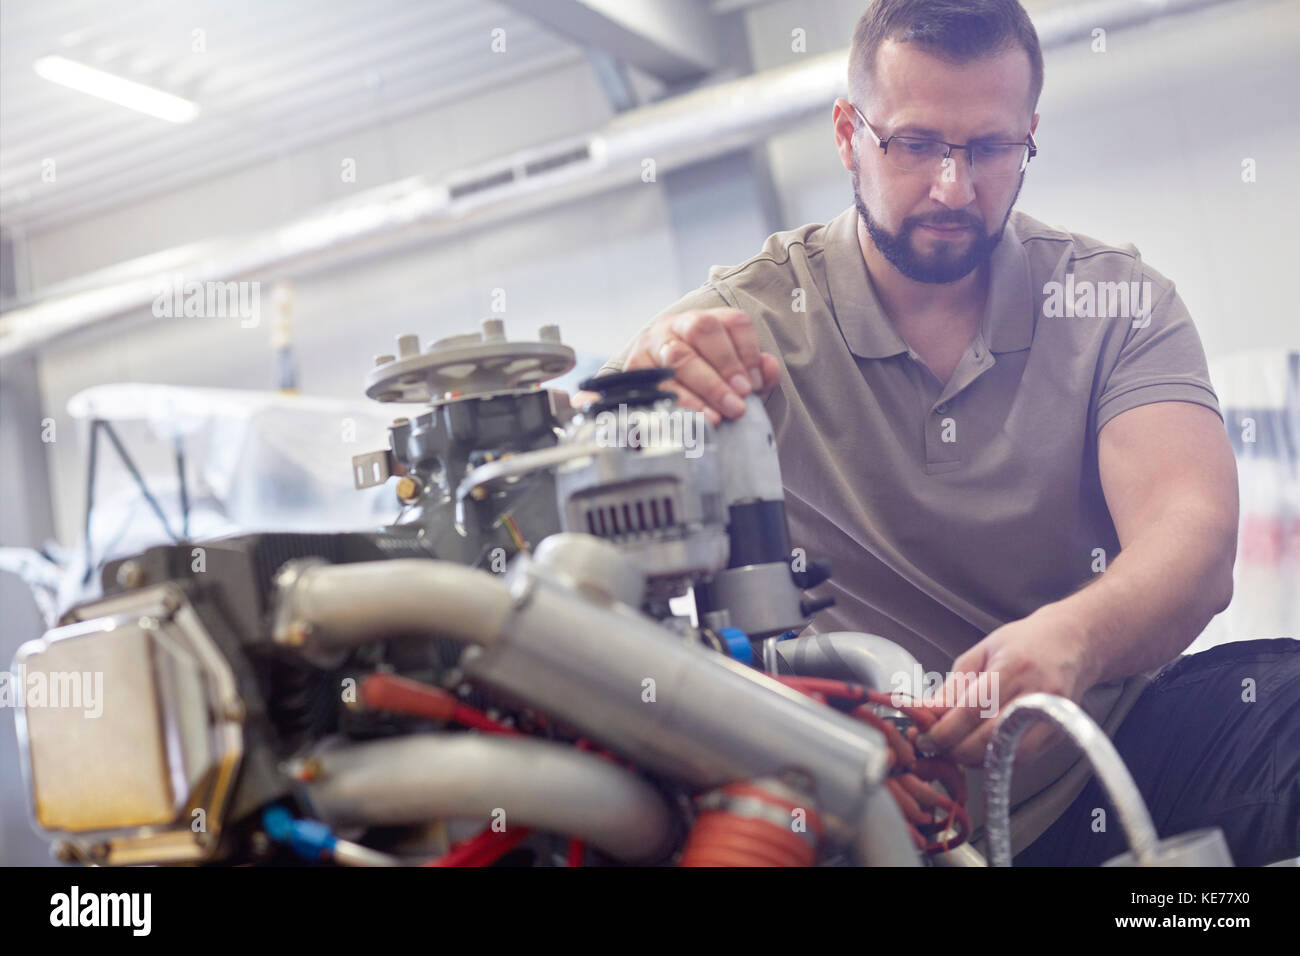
[
  {"xmin": 902, "ymin": 140, "xmax": 934, "ymax": 154},
  {"xmin": 975, "ymin": 145, "xmax": 1003, "ymax": 158}
]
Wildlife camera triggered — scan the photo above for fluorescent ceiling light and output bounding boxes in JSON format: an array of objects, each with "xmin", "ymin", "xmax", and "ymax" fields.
[{"xmin": 34, "ymin": 55, "xmax": 199, "ymax": 123}]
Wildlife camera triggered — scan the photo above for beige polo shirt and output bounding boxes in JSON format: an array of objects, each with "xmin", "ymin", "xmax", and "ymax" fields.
[{"xmin": 599, "ymin": 204, "xmax": 1224, "ymax": 858}]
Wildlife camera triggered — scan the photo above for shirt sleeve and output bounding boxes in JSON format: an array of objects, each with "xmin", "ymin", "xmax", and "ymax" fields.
[
  {"xmin": 1093, "ymin": 270, "xmax": 1222, "ymax": 435},
  {"xmin": 594, "ymin": 284, "xmax": 733, "ymax": 378}
]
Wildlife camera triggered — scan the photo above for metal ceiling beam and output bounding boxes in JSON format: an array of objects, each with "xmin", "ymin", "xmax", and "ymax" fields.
[{"xmin": 497, "ymin": 0, "xmax": 721, "ymax": 82}]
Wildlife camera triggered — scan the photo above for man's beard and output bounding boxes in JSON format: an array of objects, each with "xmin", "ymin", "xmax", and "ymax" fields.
[{"xmin": 851, "ymin": 155, "xmax": 1022, "ymax": 284}]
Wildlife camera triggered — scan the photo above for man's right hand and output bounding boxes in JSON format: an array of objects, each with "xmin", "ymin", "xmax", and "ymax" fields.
[{"xmin": 573, "ymin": 308, "xmax": 782, "ymax": 426}]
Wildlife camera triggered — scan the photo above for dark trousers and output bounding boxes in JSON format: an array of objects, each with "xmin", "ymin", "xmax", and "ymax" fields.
[{"xmin": 1014, "ymin": 638, "xmax": 1300, "ymax": 867}]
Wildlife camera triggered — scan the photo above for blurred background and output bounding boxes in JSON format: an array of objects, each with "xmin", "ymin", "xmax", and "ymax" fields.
[{"xmin": 1, "ymin": 0, "xmax": 1296, "ymax": 864}]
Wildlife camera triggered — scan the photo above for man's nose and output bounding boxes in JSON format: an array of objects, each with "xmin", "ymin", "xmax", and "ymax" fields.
[{"xmin": 929, "ymin": 151, "xmax": 977, "ymax": 207}]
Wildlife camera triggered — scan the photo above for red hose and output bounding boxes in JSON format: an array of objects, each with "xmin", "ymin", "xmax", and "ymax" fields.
[
  {"xmin": 680, "ymin": 781, "xmax": 822, "ymax": 867},
  {"xmin": 566, "ymin": 839, "xmax": 585, "ymax": 867},
  {"xmin": 360, "ymin": 672, "xmax": 519, "ymax": 735},
  {"xmin": 423, "ymin": 825, "xmax": 533, "ymax": 866}
]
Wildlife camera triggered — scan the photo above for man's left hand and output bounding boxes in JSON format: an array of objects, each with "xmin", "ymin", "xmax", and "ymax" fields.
[{"xmin": 917, "ymin": 606, "xmax": 1100, "ymax": 768}]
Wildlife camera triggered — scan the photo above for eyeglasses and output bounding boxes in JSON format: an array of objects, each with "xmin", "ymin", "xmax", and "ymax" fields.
[{"xmin": 851, "ymin": 104, "xmax": 1037, "ymax": 179}]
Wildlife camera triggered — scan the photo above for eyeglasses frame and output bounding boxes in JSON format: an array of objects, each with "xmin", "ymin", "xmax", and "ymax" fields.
[{"xmin": 849, "ymin": 103, "xmax": 1038, "ymax": 175}]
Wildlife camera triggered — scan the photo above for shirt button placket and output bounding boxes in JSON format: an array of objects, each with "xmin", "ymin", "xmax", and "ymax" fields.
[{"xmin": 927, "ymin": 397, "xmax": 960, "ymax": 470}]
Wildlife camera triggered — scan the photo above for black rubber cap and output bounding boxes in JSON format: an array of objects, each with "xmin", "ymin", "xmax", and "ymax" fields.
[{"xmin": 579, "ymin": 367, "xmax": 676, "ymax": 414}]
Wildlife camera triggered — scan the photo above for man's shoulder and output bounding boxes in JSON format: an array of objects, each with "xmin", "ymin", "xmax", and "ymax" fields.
[
  {"xmin": 1008, "ymin": 211, "xmax": 1172, "ymax": 289},
  {"xmin": 702, "ymin": 209, "xmax": 850, "ymax": 292}
]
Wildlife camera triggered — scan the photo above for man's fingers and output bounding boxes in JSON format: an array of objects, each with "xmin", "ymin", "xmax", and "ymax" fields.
[
  {"xmin": 716, "ymin": 310, "xmax": 765, "ymax": 389},
  {"xmin": 948, "ymin": 714, "xmax": 1062, "ymax": 767},
  {"xmin": 660, "ymin": 380, "xmax": 722, "ymax": 427},
  {"xmin": 950, "ymin": 642, "xmax": 989, "ymax": 678},
  {"xmin": 921, "ymin": 654, "xmax": 1001, "ymax": 758},
  {"xmin": 622, "ymin": 343, "xmax": 657, "ymax": 372},
  {"xmin": 609, "ymin": 309, "xmax": 779, "ymax": 418},
  {"xmin": 670, "ymin": 310, "xmax": 754, "ymax": 408},
  {"xmin": 650, "ymin": 331, "xmax": 746, "ymax": 419},
  {"xmin": 919, "ymin": 703, "xmax": 984, "ymax": 757},
  {"xmin": 758, "ymin": 353, "xmax": 782, "ymax": 396},
  {"xmin": 949, "ymin": 720, "xmax": 996, "ymax": 767}
]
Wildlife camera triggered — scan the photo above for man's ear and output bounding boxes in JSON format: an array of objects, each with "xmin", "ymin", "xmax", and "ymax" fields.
[{"xmin": 832, "ymin": 98, "xmax": 857, "ymax": 172}]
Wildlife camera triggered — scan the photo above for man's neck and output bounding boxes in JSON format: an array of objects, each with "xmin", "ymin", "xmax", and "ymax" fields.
[{"xmin": 856, "ymin": 216, "xmax": 988, "ymax": 323}]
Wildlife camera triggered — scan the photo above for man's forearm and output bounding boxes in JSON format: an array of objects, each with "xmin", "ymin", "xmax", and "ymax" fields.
[{"xmin": 1045, "ymin": 501, "xmax": 1237, "ymax": 688}]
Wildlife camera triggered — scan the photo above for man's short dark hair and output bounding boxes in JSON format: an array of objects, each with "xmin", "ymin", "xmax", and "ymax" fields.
[{"xmin": 849, "ymin": 0, "xmax": 1044, "ymax": 112}]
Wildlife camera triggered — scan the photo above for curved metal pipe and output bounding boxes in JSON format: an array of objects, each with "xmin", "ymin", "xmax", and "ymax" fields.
[
  {"xmin": 271, "ymin": 557, "xmax": 514, "ymax": 666},
  {"xmin": 984, "ymin": 693, "xmax": 1160, "ymax": 867},
  {"xmin": 302, "ymin": 733, "xmax": 680, "ymax": 864},
  {"xmin": 853, "ymin": 783, "xmax": 923, "ymax": 867},
  {"xmin": 271, "ymin": 549, "xmax": 911, "ymax": 856},
  {"xmin": 776, "ymin": 632, "xmax": 924, "ymax": 867},
  {"xmin": 774, "ymin": 631, "xmax": 923, "ymax": 698},
  {"xmin": 928, "ymin": 843, "xmax": 989, "ymax": 867}
]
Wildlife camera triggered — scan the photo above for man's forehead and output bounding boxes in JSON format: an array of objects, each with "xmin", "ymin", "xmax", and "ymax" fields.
[{"xmin": 867, "ymin": 38, "xmax": 1034, "ymax": 131}]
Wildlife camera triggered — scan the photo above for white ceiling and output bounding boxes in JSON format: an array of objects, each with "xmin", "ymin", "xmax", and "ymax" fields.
[{"xmin": 0, "ymin": 0, "xmax": 586, "ymax": 233}]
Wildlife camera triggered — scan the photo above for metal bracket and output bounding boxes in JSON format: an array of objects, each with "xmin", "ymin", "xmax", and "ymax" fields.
[{"xmin": 352, "ymin": 449, "xmax": 394, "ymax": 489}]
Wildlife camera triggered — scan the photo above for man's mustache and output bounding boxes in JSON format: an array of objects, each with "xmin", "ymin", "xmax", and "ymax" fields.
[{"xmin": 910, "ymin": 214, "xmax": 982, "ymax": 229}]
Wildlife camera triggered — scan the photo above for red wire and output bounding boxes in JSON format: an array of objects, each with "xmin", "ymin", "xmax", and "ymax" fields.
[
  {"xmin": 771, "ymin": 675, "xmax": 867, "ymax": 700},
  {"xmin": 423, "ymin": 825, "xmax": 534, "ymax": 867},
  {"xmin": 450, "ymin": 702, "xmax": 520, "ymax": 735},
  {"xmin": 773, "ymin": 673, "xmax": 971, "ymax": 855},
  {"xmin": 360, "ymin": 673, "xmax": 520, "ymax": 735},
  {"xmin": 851, "ymin": 704, "xmax": 916, "ymax": 769},
  {"xmin": 567, "ymin": 839, "xmax": 585, "ymax": 867}
]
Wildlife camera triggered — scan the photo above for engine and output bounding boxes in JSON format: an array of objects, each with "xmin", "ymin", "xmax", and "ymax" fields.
[{"xmin": 12, "ymin": 319, "xmax": 1209, "ymax": 867}]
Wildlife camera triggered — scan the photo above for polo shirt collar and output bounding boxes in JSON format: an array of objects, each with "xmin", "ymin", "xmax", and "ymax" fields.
[
  {"xmin": 982, "ymin": 212, "xmax": 1035, "ymax": 353},
  {"xmin": 823, "ymin": 205, "xmax": 1035, "ymax": 359}
]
